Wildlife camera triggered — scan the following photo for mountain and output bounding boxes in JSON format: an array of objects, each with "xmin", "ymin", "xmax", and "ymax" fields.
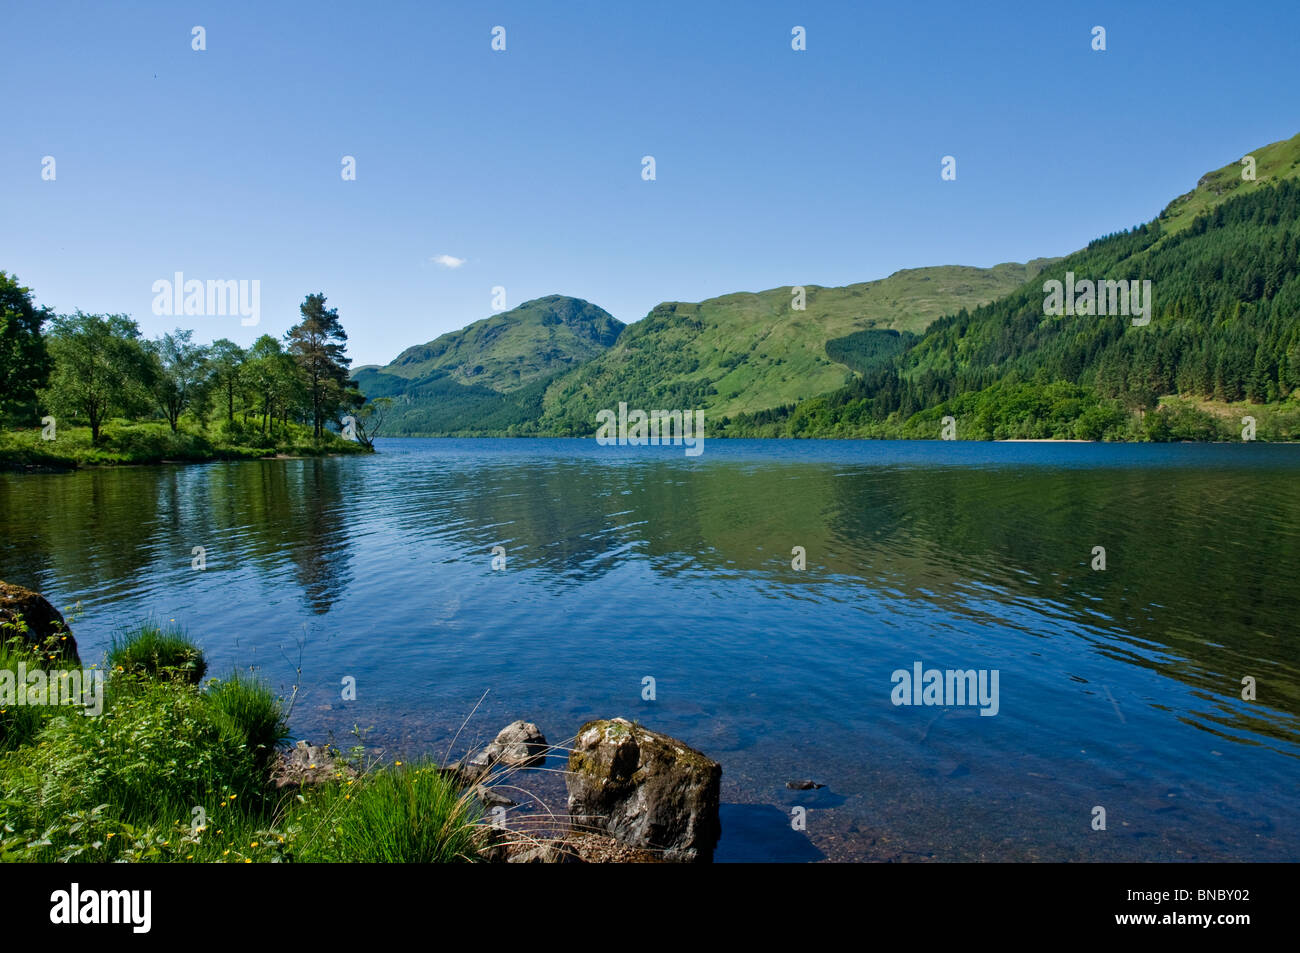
[
  {"xmin": 352, "ymin": 295, "xmax": 623, "ymax": 435},
  {"xmin": 729, "ymin": 131, "xmax": 1300, "ymax": 441},
  {"xmin": 534, "ymin": 262, "xmax": 1055, "ymax": 433},
  {"xmin": 360, "ymin": 132, "xmax": 1300, "ymax": 442},
  {"xmin": 364, "ymin": 266, "xmax": 1051, "ymax": 436},
  {"xmin": 380, "ymin": 294, "xmax": 623, "ymax": 391}
]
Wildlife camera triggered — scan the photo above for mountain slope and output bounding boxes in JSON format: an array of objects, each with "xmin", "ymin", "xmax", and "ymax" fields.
[
  {"xmin": 728, "ymin": 131, "xmax": 1300, "ymax": 441},
  {"xmin": 535, "ymin": 261, "xmax": 1056, "ymax": 432},
  {"xmin": 1158, "ymin": 131, "xmax": 1300, "ymax": 238},
  {"xmin": 382, "ymin": 295, "xmax": 623, "ymax": 392},
  {"xmin": 354, "ymin": 295, "xmax": 623, "ymax": 436}
]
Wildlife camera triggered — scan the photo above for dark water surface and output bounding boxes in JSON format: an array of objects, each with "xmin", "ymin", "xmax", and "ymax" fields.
[{"xmin": 2, "ymin": 438, "xmax": 1297, "ymax": 861}]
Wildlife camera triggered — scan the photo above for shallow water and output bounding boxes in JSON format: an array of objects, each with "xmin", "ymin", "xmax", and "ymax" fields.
[{"xmin": 2, "ymin": 437, "xmax": 1297, "ymax": 861}]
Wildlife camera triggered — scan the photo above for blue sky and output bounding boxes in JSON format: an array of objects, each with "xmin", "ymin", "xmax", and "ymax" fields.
[{"xmin": 3, "ymin": 0, "xmax": 1298, "ymax": 367}]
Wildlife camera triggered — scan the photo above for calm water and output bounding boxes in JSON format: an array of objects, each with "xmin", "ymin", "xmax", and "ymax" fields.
[{"xmin": 2, "ymin": 438, "xmax": 1298, "ymax": 862}]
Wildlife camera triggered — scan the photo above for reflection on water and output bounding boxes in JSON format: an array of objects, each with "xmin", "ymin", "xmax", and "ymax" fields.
[{"xmin": 1, "ymin": 438, "xmax": 1297, "ymax": 861}]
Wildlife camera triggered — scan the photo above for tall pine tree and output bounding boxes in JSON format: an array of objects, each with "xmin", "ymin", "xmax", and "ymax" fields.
[{"xmin": 285, "ymin": 293, "xmax": 351, "ymax": 439}]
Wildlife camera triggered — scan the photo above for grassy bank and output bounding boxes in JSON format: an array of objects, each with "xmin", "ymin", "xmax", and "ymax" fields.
[
  {"xmin": 0, "ymin": 419, "xmax": 371, "ymax": 470},
  {"xmin": 0, "ymin": 620, "xmax": 485, "ymax": 863}
]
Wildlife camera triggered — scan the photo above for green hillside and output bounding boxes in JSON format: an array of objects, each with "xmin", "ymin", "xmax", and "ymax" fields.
[
  {"xmin": 382, "ymin": 295, "xmax": 623, "ymax": 392},
  {"xmin": 535, "ymin": 261, "xmax": 1055, "ymax": 433},
  {"xmin": 1158, "ymin": 131, "xmax": 1300, "ymax": 238},
  {"xmin": 727, "ymin": 132, "xmax": 1300, "ymax": 442}
]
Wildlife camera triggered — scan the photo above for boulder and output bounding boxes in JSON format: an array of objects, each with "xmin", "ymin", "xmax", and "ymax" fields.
[
  {"xmin": 0, "ymin": 581, "xmax": 79, "ymax": 664},
  {"xmin": 567, "ymin": 718, "xmax": 721, "ymax": 862},
  {"xmin": 470, "ymin": 720, "xmax": 549, "ymax": 769}
]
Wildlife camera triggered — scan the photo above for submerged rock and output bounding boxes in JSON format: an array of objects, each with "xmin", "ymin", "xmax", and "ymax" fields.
[
  {"xmin": 0, "ymin": 581, "xmax": 79, "ymax": 664},
  {"xmin": 567, "ymin": 717, "xmax": 721, "ymax": 862}
]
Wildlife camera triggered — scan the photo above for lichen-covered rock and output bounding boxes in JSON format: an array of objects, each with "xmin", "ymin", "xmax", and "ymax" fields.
[
  {"xmin": 567, "ymin": 718, "xmax": 721, "ymax": 862},
  {"xmin": 0, "ymin": 581, "xmax": 79, "ymax": 664},
  {"xmin": 470, "ymin": 720, "xmax": 549, "ymax": 769}
]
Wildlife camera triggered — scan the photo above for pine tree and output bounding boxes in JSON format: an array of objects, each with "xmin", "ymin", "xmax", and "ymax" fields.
[{"xmin": 284, "ymin": 293, "xmax": 352, "ymax": 439}]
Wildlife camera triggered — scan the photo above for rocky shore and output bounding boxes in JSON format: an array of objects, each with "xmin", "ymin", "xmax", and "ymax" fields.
[{"xmin": 286, "ymin": 716, "xmax": 725, "ymax": 863}]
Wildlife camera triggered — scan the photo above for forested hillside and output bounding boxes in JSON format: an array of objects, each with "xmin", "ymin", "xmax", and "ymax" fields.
[{"xmin": 724, "ymin": 163, "xmax": 1300, "ymax": 441}]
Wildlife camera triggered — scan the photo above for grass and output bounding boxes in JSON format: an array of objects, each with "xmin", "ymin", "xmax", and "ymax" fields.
[
  {"xmin": 0, "ymin": 418, "xmax": 369, "ymax": 470},
  {"xmin": 108, "ymin": 621, "xmax": 208, "ymax": 684},
  {"xmin": 0, "ymin": 624, "xmax": 489, "ymax": 863},
  {"xmin": 291, "ymin": 760, "xmax": 483, "ymax": 863}
]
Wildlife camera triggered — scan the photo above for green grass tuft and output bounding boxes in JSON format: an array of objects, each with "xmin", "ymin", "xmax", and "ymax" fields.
[{"xmin": 108, "ymin": 622, "xmax": 208, "ymax": 684}]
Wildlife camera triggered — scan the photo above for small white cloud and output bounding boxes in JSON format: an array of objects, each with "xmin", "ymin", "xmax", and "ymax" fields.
[{"xmin": 432, "ymin": 254, "xmax": 466, "ymax": 269}]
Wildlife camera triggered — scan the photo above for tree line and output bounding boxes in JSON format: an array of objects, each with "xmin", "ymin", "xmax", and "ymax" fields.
[{"xmin": 0, "ymin": 277, "xmax": 389, "ymax": 448}]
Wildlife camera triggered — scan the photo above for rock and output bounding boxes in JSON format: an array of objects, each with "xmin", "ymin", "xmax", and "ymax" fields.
[
  {"xmin": 786, "ymin": 780, "xmax": 825, "ymax": 790},
  {"xmin": 437, "ymin": 760, "xmax": 485, "ymax": 789},
  {"xmin": 471, "ymin": 720, "xmax": 549, "ymax": 769},
  {"xmin": 0, "ymin": 581, "xmax": 79, "ymax": 664},
  {"xmin": 474, "ymin": 785, "xmax": 517, "ymax": 808},
  {"xmin": 567, "ymin": 717, "xmax": 721, "ymax": 863},
  {"xmin": 271, "ymin": 740, "xmax": 358, "ymax": 789}
]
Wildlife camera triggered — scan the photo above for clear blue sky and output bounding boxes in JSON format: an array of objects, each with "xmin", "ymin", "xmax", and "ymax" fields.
[{"xmin": 3, "ymin": 0, "xmax": 1298, "ymax": 367}]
